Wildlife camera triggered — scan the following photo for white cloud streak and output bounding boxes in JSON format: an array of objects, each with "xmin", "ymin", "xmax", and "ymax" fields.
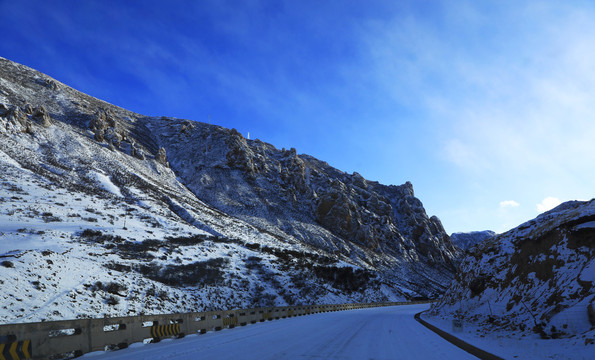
[
  {"xmin": 536, "ymin": 197, "xmax": 562, "ymax": 213},
  {"xmin": 359, "ymin": 1, "xmax": 595, "ymax": 174},
  {"xmin": 500, "ymin": 200, "xmax": 519, "ymax": 208}
]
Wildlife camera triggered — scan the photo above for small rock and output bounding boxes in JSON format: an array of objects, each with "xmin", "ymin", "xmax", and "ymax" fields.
[
  {"xmin": 23, "ymin": 103, "xmax": 34, "ymax": 115},
  {"xmin": 44, "ymin": 78, "xmax": 58, "ymax": 90}
]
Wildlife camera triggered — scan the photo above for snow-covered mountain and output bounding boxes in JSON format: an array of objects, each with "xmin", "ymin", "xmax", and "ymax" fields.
[
  {"xmin": 429, "ymin": 200, "xmax": 594, "ymax": 341},
  {"xmin": 0, "ymin": 57, "xmax": 461, "ymax": 324},
  {"xmin": 450, "ymin": 230, "xmax": 496, "ymax": 250}
]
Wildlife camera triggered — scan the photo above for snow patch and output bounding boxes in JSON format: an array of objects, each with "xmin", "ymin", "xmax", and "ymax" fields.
[
  {"xmin": 574, "ymin": 220, "xmax": 595, "ymax": 230},
  {"xmin": 0, "ymin": 148, "xmax": 22, "ymax": 168},
  {"xmin": 91, "ymin": 171, "xmax": 123, "ymax": 197}
]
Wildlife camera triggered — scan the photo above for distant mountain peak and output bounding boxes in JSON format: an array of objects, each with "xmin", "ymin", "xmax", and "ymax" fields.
[{"xmin": 450, "ymin": 230, "xmax": 496, "ymax": 250}]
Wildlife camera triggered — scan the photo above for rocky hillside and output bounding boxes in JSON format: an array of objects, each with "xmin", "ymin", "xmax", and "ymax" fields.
[
  {"xmin": 428, "ymin": 200, "xmax": 594, "ymax": 341},
  {"xmin": 450, "ymin": 230, "xmax": 496, "ymax": 250},
  {"xmin": 0, "ymin": 57, "xmax": 460, "ymax": 323}
]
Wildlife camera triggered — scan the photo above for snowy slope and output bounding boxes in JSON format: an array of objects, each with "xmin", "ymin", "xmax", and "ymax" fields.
[
  {"xmin": 1, "ymin": 56, "xmax": 460, "ymax": 324},
  {"xmin": 428, "ymin": 200, "xmax": 595, "ymax": 346}
]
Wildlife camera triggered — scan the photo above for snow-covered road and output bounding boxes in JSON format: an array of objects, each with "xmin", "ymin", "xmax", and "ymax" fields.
[{"xmin": 85, "ymin": 303, "xmax": 477, "ymax": 360}]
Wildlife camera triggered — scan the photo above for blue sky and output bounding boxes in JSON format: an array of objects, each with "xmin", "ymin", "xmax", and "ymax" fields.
[{"xmin": 1, "ymin": 0, "xmax": 594, "ymax": 234}]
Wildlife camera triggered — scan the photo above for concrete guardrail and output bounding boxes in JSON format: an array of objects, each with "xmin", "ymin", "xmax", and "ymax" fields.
[{"xmin": 0, "ymin": 301, "xmax": 430, "ymax": 359}]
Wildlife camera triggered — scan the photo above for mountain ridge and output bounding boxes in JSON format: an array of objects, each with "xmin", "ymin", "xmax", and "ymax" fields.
[
  {"xmin": 450, "ymin": 230, "xmax": 496, "ymax": 250},
  {"xmin": 0, "ymin": 57, "xmax": 460, "ymax": 323}
]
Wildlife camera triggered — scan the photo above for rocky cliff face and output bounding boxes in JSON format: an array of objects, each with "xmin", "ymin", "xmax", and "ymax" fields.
[
  {"xmin": 154, "ymin": 119, "xmax": 460, "ymax": 267},
  {"xmin": 429, "ymin": 200, "xmax": 594, "ymax": 340},
  {"xmin": 0, "ymin": 57, "xmax": 460, "ymax": 322}
]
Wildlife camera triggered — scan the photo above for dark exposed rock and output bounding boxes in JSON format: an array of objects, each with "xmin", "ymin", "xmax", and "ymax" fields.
[
  {"xmin": 184, "ymin": 121, "xmax": 460, "ymax": 271},
  {"xmin": 24, "ymin": 120, "xmax": 34, "ymax": 134},
  {"xmin": 0, "ymin": 103, "xmax": 9, "ymax": 116},
  {"xmin": 181, "ymin": 121, "xmax": 195, "ymax": 134},
  {"xmin": 226, "ymin": 128, "xmax": 256, "ymax": 175}
]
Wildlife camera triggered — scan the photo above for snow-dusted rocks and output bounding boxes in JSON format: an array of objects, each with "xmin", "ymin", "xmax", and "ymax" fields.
[
  {"xmin": 156, "ymin": 147, "xmax": 168, "ymax": 167},
  {"xmin": 429, "ymin": 200, "xmax": 595, "ymax": 341},
  {"xmin": 0, "ymin": 104, "xmax": 56, "ymax": 134},
  {"xmin": 450, "ymin": 230, "xmax": 496, "ymax": 250},
  {"xmin": 32, "ymin": 105, "xmax": 52, "ymax": 127}
]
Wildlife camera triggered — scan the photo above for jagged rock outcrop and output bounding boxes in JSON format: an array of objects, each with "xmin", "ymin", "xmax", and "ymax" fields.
[
  {"xmin": 156, "ymin": 147, "xmax": 168, "ymax": 167},
  {"xmin": 154, "ymin": 118, "xmax": 461, "ymax": 279},
  {"xmin": 429, "ymin": 200, "xmax": 595, "ymax": 339},
  {"xmin": 23, "ymin": 103, "xmax": 34, "ymax": 115},
  {"xmin": 32, "ymin": 105, "xmax": 52, "ymax": 127},
  {"xmin": 43, "ymin": 78, "xmax": 58, "ymax": 91},
  {"xmin": 130, "ymin": 140, "xmax": 146, "ymax": 160},
  {"xmin": 0, "ymin": 103, "xmax": 53, "ymax": 133},
  {"xmin": 180, "ymin": 120, "xmax": 195, "ymax": 134},
  {"xmin": 90, "ymin": 110, "xmax": 108, "ymax": 141},
  {"xmin": 0, "ymin": 105, "xmax": 29, "ymax": 133}
]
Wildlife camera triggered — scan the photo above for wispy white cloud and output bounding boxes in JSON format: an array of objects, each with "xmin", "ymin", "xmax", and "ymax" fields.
[
  {"xmin": 536, "ymin": 197, "xmax": 562, "ymax": 213},
  {"xmin": 500, "ymin": 200, "xmax": 519, "ymax": 208},
  {"xmin": 353, "ymin": 1, "xmax": 595, "ymax": 232},
  {"xmin": 444, "ymin": 138, "xmax": 488, "ymax": 172}
]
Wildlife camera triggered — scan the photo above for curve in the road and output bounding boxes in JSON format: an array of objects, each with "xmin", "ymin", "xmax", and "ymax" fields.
[
  {"xmin": 414, "ymin": 311, "xmax": 504, "ymax": 360},
  {"xmin": 84, "ymin": 304, "xmax": 479, "ymax": 360}
]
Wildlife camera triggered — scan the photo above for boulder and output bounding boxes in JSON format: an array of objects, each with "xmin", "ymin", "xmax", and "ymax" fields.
[
  {"xmin": 131, "ymin": 144, "xmax": 145, "ymax": 160},
  {"xmin": 157, "ymin": 147, "xmax": 168, "ymax": 167},
  {"xmin": 105, "ymin": 127, "xmax": 122, "ymax": 148},
  {"xmin": 7, "ymin": 106, "xmax": 27, "ymax": 129},
  {"xmin": 23, "ymin": 103, "xmax": 34, "ymax": 115},
  {"xmin": 90, "ymin": 111, "xmax": 108, "ymax": 142},
  {"xmin": 44, "ymin": 78, "xmax": 58, "ymax": 90},
  {"xmin": 32, "ymin": 105, "xmax": 52, "ymax": 127}
]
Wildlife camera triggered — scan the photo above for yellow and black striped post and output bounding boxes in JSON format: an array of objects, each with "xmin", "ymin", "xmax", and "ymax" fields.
[
  {"xmin": 222, "ymin": 316, "xmax": 238, "ymax": 328},
  {"xmin": 149, "ymin": 323, "xmax": 180, "ymax": 341},
  {"xmin": 0, "ymin": 340, "xmax": 31, "ymax": 360}
]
